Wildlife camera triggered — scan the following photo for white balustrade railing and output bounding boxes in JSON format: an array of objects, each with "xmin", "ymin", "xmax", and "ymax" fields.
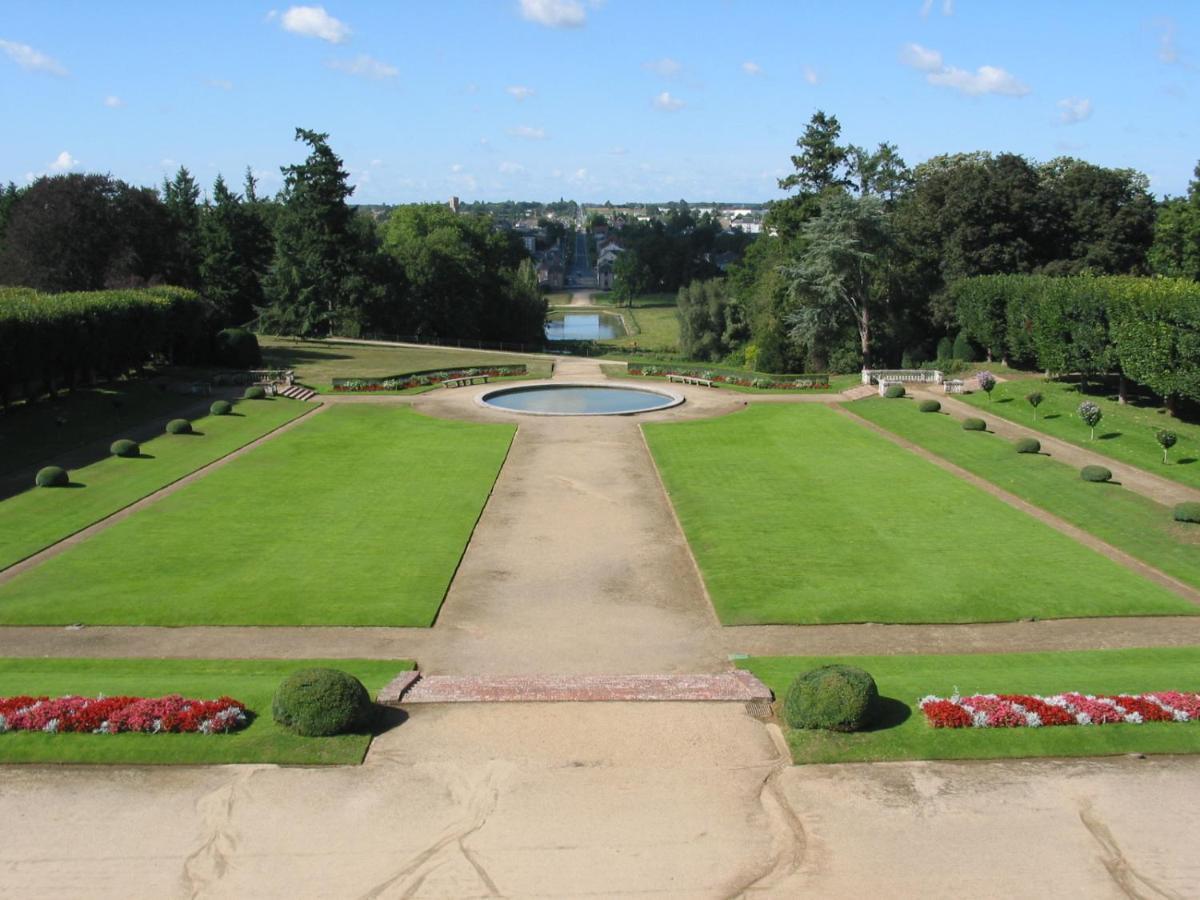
[{"xmin": 862, "ymin": 368, "xmax": 943, "ymax": 385}]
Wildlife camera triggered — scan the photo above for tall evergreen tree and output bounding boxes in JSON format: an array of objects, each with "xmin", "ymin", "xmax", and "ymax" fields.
[
  {"xmin": 161, "ymin": 166, "xmax": 202, "ymax": 286},
  {"xmin": 199, "ymin": 175, "xmax": 269, "ymax": 325}
]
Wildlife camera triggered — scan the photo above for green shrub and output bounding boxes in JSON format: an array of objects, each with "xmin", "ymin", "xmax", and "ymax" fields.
[
  {"xmin": 166, "ymin": 418, "xmax": 192, "ymax": 435},
  {"xmin": 918, "ymin": 399, "xmax": 941, "ymax": 413},
  {"xmin": 952, "ymin": 330, "xmax": 977, "ymax": 362},
  {"xmin": 243, "ymin": 385, "xmax": 267, "ymax": 400},
  {"xmin": 783, "ymin": 665, "xmax": 879, "ymax": 732},
  {"xmin": 35, "ymin": 465, "xmax": 69, "ymax": 487},
  {"xmin": 883, "ymin": 384, "xmax": 906, "ymax": 399},
  {"xmin": 1081, "ymin": 465, "xmax": 1113, "ymax": 483},
  {"xmin": 1014, "ymin": 437, "xmax": 1041, "ymax": 454},
  {"xmin": 1174, "ymin": 502, "xmax": 1200, "ymax": 524},
  {"xmin": 110, "ymin": 438, "xmax": 140, "ymax": 458},
  {"xmin": 272, "ymin": 668, "xmax": 373, "ymax": 737},
  {"xmin": 936, "ymin": 336, "xmax": 954, "ymax": 360},
  {"xmin": 962, "ymin": 417, "xmax": 987, "ymax": 431},
  {"xmin": 210, "ymin": 400, "xmax": 233, "ymax": 416},
  {"xmin": 215, "ymin": 327, "xmax": 262, "ymax": 368}
]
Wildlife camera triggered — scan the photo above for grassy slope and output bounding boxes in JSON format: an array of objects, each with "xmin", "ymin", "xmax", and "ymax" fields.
[
  {"xmin": 0, "ymin": 398, "xmax": 310, "ymax": 571},
  {"xmin": 742, "ymin": 648, "xmax": 1200, "ymax": 764},
  {"xmin": 0, "ymin": 406, "xmax": 515, "ymax": 626},
  {"xmin": 0, "ymin": 658, "xmax": 408, "ymax": 765},
  {"xmin": 958, "ymin": 378, "xmax": 1200, "ymax": 490},
  {"xmin": 643, "ymin": 405, "xmax": 1193, "ymax": 624}
]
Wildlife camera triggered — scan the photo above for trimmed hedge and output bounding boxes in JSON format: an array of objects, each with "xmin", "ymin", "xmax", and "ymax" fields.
[
  {"xmin": 210, "ymin": 400, "xmax": 232, "ymax": 416},
  {"xmin": 272, "ymin": 668, "xmax": 373, "ymax": 737},
  {"xmin": 962, "ymin": 417, "xmax": 987, "ymax": 431},
  {"xmin": 34, "ymin": 466, "xmax": 69, "ymax": 487},
  {"xmin": 165, "ymin": 418, "xmax": 193, "ymax": 435},
  {"xmin": 1014, "ymin": 437, "xmax": 1041, "ymax": 454},
  {"xmin": 1174, "ymin": 502, "xmax": 1200, "ymax": 524},
  {"xmin": 918, "ymin": 399, "xmax": 941, "ymax": 413},
  {"xmin": 883, "ymin": 384, "xmax": 906, "ymax": 399},
  {"xmin": 243, "ymin": 385, "xmax": 267, "ymax": 400},
  {"xmin": 215, "ymin": 328, "xmax": 262, "ymax": 369},
  {"xmin": 783, "ymin": 665, "xmax": 879, "ymax": 732},
  {"xmin": 110, "ymin": 438, "xmax": 140, "ymax": 458},
  {"xmin": 1081, "ymin": 464, "xmax": 1113, "ymax": 483}
]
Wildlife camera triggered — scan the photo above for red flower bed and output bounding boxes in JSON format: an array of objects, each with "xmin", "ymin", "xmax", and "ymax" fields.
[
  {"xmin": 918, "ymin": 691, "xmax": 1200, "ymax": 728},
  {"xmin": 0, "ymin": 695, "xmax": 248, "ymax": 734}
]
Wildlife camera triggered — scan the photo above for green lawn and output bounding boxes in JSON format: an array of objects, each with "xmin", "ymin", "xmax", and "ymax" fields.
[
  {"xmin": 0, "ymin": 658, "xmax": 408, "ymax": 765},
  {"xmin": 849, "ymin": 398, "xmax": 1200, "ymax": 589},
  {"xmin": 0, "ymin": 398, "xmax": 311, "ymax": 571},
  {"xmin": 958, "ymin": 377, "xmax": 1200, "ymax": 489},
  {"xmin": 643, "ymin": 405, "xmax": 1194, "ymax": 624},
  {"xmin": 742, "ymin": 648, "xmax": 1200, "ymax": 764},
  {"xmin": 0, "ymin": 405, "xmax": 515, "ymax": 625},
  {"xmin": 601, "ymin": 365, "xmax": 860, "ymax": 394},
  {"xmin": 260, "ymin": 336, "xmax": 551, "ymax": 389}
]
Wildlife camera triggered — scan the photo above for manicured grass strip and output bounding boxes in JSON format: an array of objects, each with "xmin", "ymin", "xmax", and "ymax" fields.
[
  {"xmin": 0, "ymin": 658, "xmax": 409, "ymax": 765},
  {"xmin": 0, "ymin": 406, "xmax": 515, "ymax": 626},
  {"xmin": 958, "ymin": 378, "xmax": 1200, "ymax": 490},
  {"xmin": 643, "ymin": 405, "xmax": 1193, "ymax": 624},
  {"xmin": 850, "ymin": 398, "xmax": 1200, "ymax": 590},
  {"xmin": 741, "ymin": 648, "xmax": 1200, "ymax": 764},
  {"xmin": 0, "ymin": 398, "xmax": 310, "ymax": 571}
]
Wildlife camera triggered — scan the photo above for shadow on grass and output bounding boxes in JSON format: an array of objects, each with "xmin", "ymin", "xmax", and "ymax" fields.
[
  {"xmin": 263, "ymin": 347, "xmax": 356, "ymax": 365},
  {"xmin": 1177, "ymin": 458, "xmax": 1197, "ymax": 466},
  {"xmin": 996, "ymin": 397, "xmax": 1014, "ymax": 404},
  {"xmin": 1098, "ymin": 432, "xmax": 1122, "ymax": 440},
  {"xmin": 58, "ymin": 482, "xmax": 87, "ymax": 489},
  {"xmin": 132, "ymin": 452, "xmax": 156, "ymax": 460},
  {"xmin": 371, "ymin": 705, "xmax": 410, "ymax": 736},
  {"xmin": 865, "ymin": 697, "xmax": 911, "ymax": 732}
]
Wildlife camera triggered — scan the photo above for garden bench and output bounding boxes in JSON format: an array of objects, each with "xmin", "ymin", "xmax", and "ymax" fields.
[
  {"xmin": 442, "ymin": 375, "xmax": 490, "ymax": 388},
  {"xmin": 667, "ymin": 374, "xmax": 714, "ymax": 388}
]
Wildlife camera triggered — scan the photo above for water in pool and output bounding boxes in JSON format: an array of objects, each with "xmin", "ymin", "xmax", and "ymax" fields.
[
  {"xmin": 482, "ymin": 385, "xmax": 679, "ymax": 415},
  {"xmin": 545, "ymin": 314, "xmax": 622, "ymax": 341}
]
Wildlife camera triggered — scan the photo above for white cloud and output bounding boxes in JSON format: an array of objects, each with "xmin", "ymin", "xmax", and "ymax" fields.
[
  {"xmin": 518, "ymin": 0, "xmax": 586, "ymax": 28},
  {"xmin": 450, "ymin": 163, "xmax": 464, "ymax": 173},
  {"xmin": 49, "ymin": 151, "xmax": 78, "ymax": 172},
  {"xmin": 509, "ymin": 125, "xmax": 547, "ymax": 140},
  {"xmin": 499, "ymin": 160, "xmax": 525, "ymax": 174},
  {"xmin": 327, "ymin": 54, "xmax": 398, "ymax": 79},
  {"xmin": 644, "ymin": 57, "xmax": 682, "ymax": 77},
  {"xmin": 803, "ymin": 65, "xmax": 819, "ymax": 85},
  {"xmin": 278, "ymin": 6, "xmax": 351, "ymax": 43},
  {"xmin": 569, "ymin": 167, "xmax": 588, "ymax": 183},
  {"xmin": 1057, "ymin": 97, "xmax": 1093, "ymax": 124},
  {"xmin": 920, "ymin": 0, "xmax": 954, "ymax": 16},
  {"xmin": 0, "ymin": 39, "xmax": 68, "ymax": 76},
  {"xmin": 652, "ymin": 91, "xmax": 685, "ymax": 111},
  {"xmin": 901, "ymin": 43, "xmax": 1029, "ymax": 96},
  {"xmin": 741, "ymin": 61, "xmax": 762, "ymax": 76},
  {"xmin": 103, "ymin": 95, "xmax": 125, "ymax": 108},
  {"xmin": 506, "ymin": 85, "xmax": 535, "ymax": 101},
  {"xmin": 206, "ymin": 78, "xmax": 234, "ymax": 91}
]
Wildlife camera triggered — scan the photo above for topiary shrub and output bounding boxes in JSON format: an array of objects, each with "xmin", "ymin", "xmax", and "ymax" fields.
[
  {"xmin": 1173, "ymin": 502, "xmax": 1200, "ymax": 524},
  {"xmin": 1014, "ymin": 437, "xmax": 1040, "ymax": 454},
  {"xmin": 210, "ymin": 400, "xmax": 233, "ymax": 416},
  {"xmin": 215, "ymin": 327, "xmax": 262, "ymax": 368},
  {"xmin": 952, "ymin": 330, "xmax": 977, "ymax": 362},
  {"xmin": 1081, "ymin": 464, "xmax": 1113, "ymax": 483},
  {"xmin": 166, "ymin": 418, "xmax": 193, "ymax": 435},
  {"xmin": 962, "ymin": 417, "xmax": 986, "ymax": 431},
  {"xmin": 883, "ymin": 383, "xmax": 906, "ymax": 399},
  {"xmin": 272, "ymin": 668, "xmax": 373, "ymax": 737},
  {"xmin": 110, "ymin": 438, "xmax": 140, "ymax": 458},
  {"xmin": 919, "ymin": 399, "xmax": 941, "ymax": 413},
  {"xmin": 783, "ymin": 665, "xmax": 879, "ymax": 732},
  {"xmin": 35, "ymin": 466, "xmax": 69, "ymax": 487},
  {"xmin": 243, "ymin": 385, "xmax": 267, "ymax": 400}
]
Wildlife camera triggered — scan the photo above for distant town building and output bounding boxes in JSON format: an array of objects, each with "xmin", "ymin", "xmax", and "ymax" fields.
[{"xmin": 448, "ymin": 196, "xmax": 460, "ymax": 213}]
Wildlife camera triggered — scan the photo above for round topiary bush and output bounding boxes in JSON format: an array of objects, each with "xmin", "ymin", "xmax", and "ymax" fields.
[
  {"xmin": 918, "ymin": 399, "xmax": 941, "ymax": 413},
  {"xmin": 272, "ymin": 668, "xmax": 373, "ymax": 737},
  {"xmin": 210, "ymin": 399, "xmax": 233, "ymax": 416},
  {"xmin": 783, "ymin": 664, "xmax": 879, "ymax": 732},
  {"xmin": 166, "ymin": 418, "xmax": 193, "ymax": 435},
  {"xmin": 243, "ymin": 385, "xmax": 267, "ymax": 400},
  {"xmin": 110, "ymin": 438, "xmax": 140, "ymax": 458},
  {"xmin": 1081, "ymin": 464, "xmax": 1113, "ymax": 483},
  {"xmin": 1014, "ymin": 437, "xmax": 1041, "ymax": 454},
  {"xmin": 35, "ymin": 466, "xmax": 69, "ymax": 487},
  {"xmin": 962, "ymin": 417, "xmax": 986, "ymax": 431},
  {"xmin": 1174, "ymin": 502, "xmax": 1200, "ymax": 524},
  {"xmin": 215, "ymin": 327, "xmax": 262, "ymax": 369},
  {"xmin": 883, "ymin": 383, "xmax": 906, "ymax": 399}
]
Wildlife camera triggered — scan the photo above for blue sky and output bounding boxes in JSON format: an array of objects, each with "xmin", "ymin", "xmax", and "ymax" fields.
[{"xmin": 2, "ymin": 1, "xmax": 1199, "ymax": 203}]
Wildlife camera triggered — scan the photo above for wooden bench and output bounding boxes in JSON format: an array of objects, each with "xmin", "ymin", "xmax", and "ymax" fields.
[
  {"xmin": 442, "ymin": 375, "xmax": 491, "ymax": 388},
  {"xmin": 667, "ymin": 374, "xmax": 714, "ymax": 388}
]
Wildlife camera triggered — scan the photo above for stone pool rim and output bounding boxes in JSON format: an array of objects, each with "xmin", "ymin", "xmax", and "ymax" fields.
[{"xmin": 475, "ymin": 381, "xmax": 685, "ymax": 417}]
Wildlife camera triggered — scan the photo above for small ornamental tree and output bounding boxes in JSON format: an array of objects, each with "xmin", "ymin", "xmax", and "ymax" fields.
[
  {"xmin": 1026, "ymin": 390, "xmax": 1044, "ymax": 419},
  {"xmin": 977, "ymin": 370, "xmax": 996, "ymax": 400},
  {"xmin": 1077, "ymin": 401, "xmax": 1103, "ymax": 440},
  {"xmin": 1157, "ymin": 429, "xmax": 1178, "ymax": 464}
]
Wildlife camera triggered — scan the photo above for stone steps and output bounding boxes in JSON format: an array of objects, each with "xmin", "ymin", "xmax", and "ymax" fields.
[
  {"xmin": 278, "ymin": 385, "xmax": 318, "ymax": 401},
  {"xmin": 377, "ymin": 671, "xmax": 773, "ymax": 705}
]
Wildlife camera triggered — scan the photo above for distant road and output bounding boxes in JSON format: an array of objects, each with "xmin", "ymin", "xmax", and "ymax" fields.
[{"xmin": 569, "ymin": 229, "xmax": 593, "ymax": 287}]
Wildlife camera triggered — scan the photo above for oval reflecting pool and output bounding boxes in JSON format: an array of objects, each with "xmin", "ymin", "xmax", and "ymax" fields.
[
  {"xmin": 545, "ymin": 313, "xmax": 624, "ymax": 341},
  {"xmin": 479, "ymin": 383, "xmax": 683, "ymax": 416}
]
